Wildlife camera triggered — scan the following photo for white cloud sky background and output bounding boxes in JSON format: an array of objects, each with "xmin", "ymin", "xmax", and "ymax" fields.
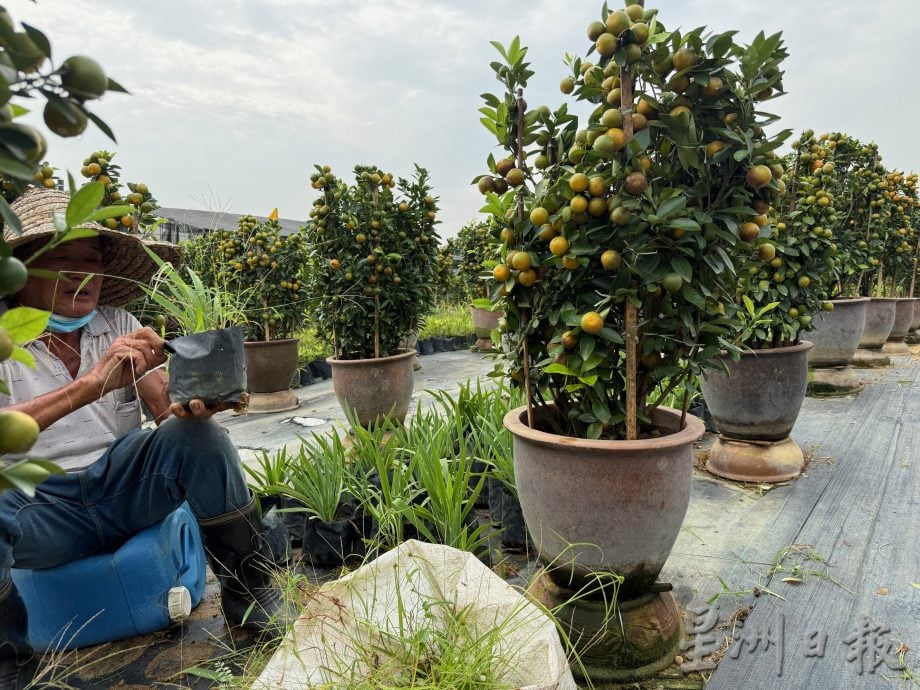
[{"xmin": 8, "ymin": 1, "xmax": 920, "ymax": 238}]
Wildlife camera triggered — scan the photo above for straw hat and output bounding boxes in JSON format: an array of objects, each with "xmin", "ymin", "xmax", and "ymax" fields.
[{"xmin": 3, "ymin": 186, "xmax": 182, "ymax": 306}]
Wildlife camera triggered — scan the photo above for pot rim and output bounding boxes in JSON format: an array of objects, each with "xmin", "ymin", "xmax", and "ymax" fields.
[
  {"xmin": 244, "ymin": 337, "xmax": 299, "ymax": 348},
  {"xmin": 827, "ymin": 296, "xmax": 870, "ymax": 304},
  {"xmin": 735, "ymin": 339, "xmax": 813, "ymax": 357},
  {"xmin": 503, "ymin": 403, "xmax": 704, "ymax": 451},
  {"xmin": 868, "ymin": 297, "xmax": 901, "ymax": 303},
  {"xmin": 326, "ymin": 349, "xmax": 416, "ymax": 366}
]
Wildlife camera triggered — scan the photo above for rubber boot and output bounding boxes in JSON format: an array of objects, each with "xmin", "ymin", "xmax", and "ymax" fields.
[
  {"xmin": 0, "ymin": 580, "xmax": 38, "ymax": 690},
  {"xmin": 199, "ymin": 498, "xmax": 297, "ymax": 633}
]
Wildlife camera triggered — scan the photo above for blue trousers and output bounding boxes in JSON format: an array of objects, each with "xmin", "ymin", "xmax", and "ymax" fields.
[{"xmin": 0, "ymin": 418, "xmax": 250, "ymax": 591}]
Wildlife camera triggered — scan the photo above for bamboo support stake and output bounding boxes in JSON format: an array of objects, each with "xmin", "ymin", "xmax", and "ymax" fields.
[
  {"xmin": 621, "ymin": 17, "xmax": 640, "ymax": 439},
  {"xmin": 514, "ymin": 87, "xmax": 535, "ymax": 429}
]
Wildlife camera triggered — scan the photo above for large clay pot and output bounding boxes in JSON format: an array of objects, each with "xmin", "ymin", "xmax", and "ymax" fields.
[
  {"xmin": 504, "ymin": 404, "xmax": 703, "ymax": 598},
  {"xmin": 328, "ymin": 350, "xmax": 416, "ymax": 427},
  {"xmin": 470, "ymin": 306, "xmax": 501, "ymax": 351},
  {"xmin": 910, "ymin": 299, "xmax": 920, "ymax": 333},
  {"xmin": 887, "ymin": 298, "xmax": 918, "ymax": 343},
  {"xmin": 806, "ymin": 297, "xmax": 869, "ymax": 367},
  {"xmin": 858, "ymin": 298, "xmax": 898, "ymax": 349},
  {"xmin": 700, "ymin": 341, "xmax": 812, "ymax": 441},
  {"xmin": 244, "ymin": 338, "xmax": 300, "ymax": 413}
]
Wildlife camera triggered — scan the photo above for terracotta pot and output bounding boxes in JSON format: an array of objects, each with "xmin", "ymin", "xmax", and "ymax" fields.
[
  {"xmin": 504, "ymin": 404, "xmax": 703, "ymax": 598},
  {"xmin": 470, "ymin": 306, "xmax": 501, "ymax": 351},
  {"xmin": 328, "ymin": 350, "xmax": 416, "ymax": 427},
  {"xmin": 887, "ymin": 298, "xmax": 918, "ymax": 342},
  {"xmin": 700, "ymin": 341, "xmax": 812, "ymax": 441},
  {"xmin": 806, "ymin": 297, "xmax": 868, "ymax": 368},
  {"xmin": 858, "ymin": 298, "xmax": 898, "ymax": 349},
  {"xmin": 244, "ymin": 338, "xmax": 299, "ymax": 393}
]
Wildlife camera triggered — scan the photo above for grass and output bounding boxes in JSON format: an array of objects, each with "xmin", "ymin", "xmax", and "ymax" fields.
[
  {"xmin": 295, "ymin": 326, "xmax": 332, "ymax": 363},
  {"xmin": 419, "ymin": 302, "xmax": 473, "ymax": 339}
]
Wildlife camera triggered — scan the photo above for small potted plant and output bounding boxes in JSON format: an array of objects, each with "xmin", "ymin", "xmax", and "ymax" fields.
[
  {"xmin": 479, "ymin": 4, "xmax": 788, "ymax": 678},
  {"xmin": 453, "ymin": 220, "xmax": 503, "ymax": 350},
  {"xmin": 216, "ymin": 213, "xmax": 310, "ymax": 413},
  {"xmin": 305, "ymin": 164, "xmax": 440, "ymax": 428},
  {"xmin": 141, "ymin": 253, "xmax": 249, "ymax": 412}
]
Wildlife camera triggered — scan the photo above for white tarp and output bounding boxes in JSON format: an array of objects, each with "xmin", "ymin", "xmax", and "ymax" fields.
[{"xmin": 254, "ymin": 540, "xmax": 577, "ymax": 689}]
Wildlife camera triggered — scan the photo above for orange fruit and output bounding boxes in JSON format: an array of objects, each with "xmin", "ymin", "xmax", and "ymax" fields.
[
  {"xmin": 588, "ymin": 176, "xmax": 608, "ymax": 197},
  {"xmin": 601, "ymin": 249, "xmax": 622, "ymax": 270},
  {"xmin": 0, "ymin": 410, "xmax": 40, "ymax": 454},
  {"xmin": 606, "ymin": 127, "xmax": 626, "ymax": 150},
  {"xmin": 569, "ymin": 195, "xmax": 588, "ymax": 214},
  {"xmin": 511, "ymin": 251, "xmax": 533, "ymax": 270},
  {"xmin": 580, "ymin": 311, "xmax": 604, "ymax": 335},
  {"xmin": 518, "ymin": 268, "xmax": 537, "ymax": 287},
  {"xmin": 569, "ymin": 173, "xmax": 589, "ymax": 193},
  {"xmin": 705, "ymin": 141, "xmax": 726, "ymax": 158},
  {"xmin": 740, "ymin": 222, "xmax": 760, "ymax": 242},
  {"xmin": 588, "ymin": 197, "xmax": 608, "ymax": 217},
  {"xmin": 549, "ymin": 236, "xmax": 570, "ymax": 256},
  {"xmin": 746, "ymin": 165, "xmax": 773, "ymax": 189},
  {"xmin": 562, "ymin": 256, "xmax": 580, "ymax": 270},
  {"xmin": 606, "ymin": 10, "xmax": 630, "ymax": 35},
  {"xmin": 530, "ymin": 206, "xmax": 549, "ymax": 226},
  {"xmin": 493, "ymin": 264, "xmax": 511, "ymax": 282},
  {"xmin": 672, "ymin": 47, "xmax": 696, "ymax": 71}
]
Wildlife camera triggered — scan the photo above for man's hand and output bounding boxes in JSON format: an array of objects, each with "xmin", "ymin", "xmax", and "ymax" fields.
[
  {"xmin": 169, "ymin": 399, "xmax": 234, "ymax": 421},
  {"xmin": 85, "ymin": 327, "xmax": 166, "ymax": 398}
]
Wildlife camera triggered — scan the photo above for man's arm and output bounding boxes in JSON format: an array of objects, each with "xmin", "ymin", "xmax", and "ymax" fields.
[
  {"xmin": 1, "ymin": 328, "xmax": 165, "ymax": 430},
  {"xmin": 3, "ymin": 376, "xmax": 104, "ymax": 431}
]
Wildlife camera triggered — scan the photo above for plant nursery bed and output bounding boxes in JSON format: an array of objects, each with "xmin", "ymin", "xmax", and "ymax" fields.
[{"xmin": 34, "ymin": 350, "xmax": 920, "ymax": 688}]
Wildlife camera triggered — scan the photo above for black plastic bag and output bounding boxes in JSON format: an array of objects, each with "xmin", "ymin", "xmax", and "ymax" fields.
[
  {"xmin": 165, "ymin": 326, "xmax": 247, "ymax": 409},
  {"xmin": 488, "ymin": 478, "xmax": 528, "ymax": 551}
]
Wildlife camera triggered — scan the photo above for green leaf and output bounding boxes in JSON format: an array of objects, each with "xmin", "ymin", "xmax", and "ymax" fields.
[
  {"xmin": 66, "ymin": 183, "xmax": 105, "ymax": 228},
  {"xmin": 0, "ymin": 155, "xmax": 37, "ymax": 181},
  {"xmin": 0, "ymin": 306, "xmax": 49, "ymax": 344},
  {"xmin": 0, "ymin": 197, "xmax": 21, "ymax": 235},
  {"xmin": 86, "ymin": 110, "xmax": 117, "ymax": 143},
  {"xmin": 671, "ymin": 256, "xmax": 693, "ymax": 283},
  {"xmin": 657, "ymin": 195, "xmax": 687, "ymax": 220},
  {"xmin": 544, "ymin": 362, "xmax": 578, "ymax": 377},
  {"xmin": 88, "ymin": 205, "xmax": 133, "ymax": 222},
  {"xmin": 20, "ymin": 24, "xmax": 51, "ymax": 59},
  {"xmin": 10, "ymin": 346, "xmax": 35, "ymax": 367},
  {"xmin": 106, "ymin": 77, "xmax": 130, "ymax": 94},
  {"xmin": 59, "ymin": 227, "xmax": 99, "ymax": 243}
]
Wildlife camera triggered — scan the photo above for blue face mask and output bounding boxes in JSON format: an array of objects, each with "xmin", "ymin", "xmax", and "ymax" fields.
[{"xmin": 47, "ymin": 310, "xmax": 98, "ymax": 333}]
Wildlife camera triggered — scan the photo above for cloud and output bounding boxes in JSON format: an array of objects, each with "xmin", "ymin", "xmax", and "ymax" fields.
[{"xmin": 5, "ymin": 0, "xmax": 920, "ymax": 236}]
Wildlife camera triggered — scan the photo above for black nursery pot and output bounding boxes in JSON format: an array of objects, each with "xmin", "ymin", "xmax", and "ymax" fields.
[
  {"xmin": 301, "ymin": 515, "xmax": 363, "ymax": 568},
  {"xmin": 165, "ymin": 326, "xmax": 247, "ymax": 409},
  {"xmin": 299, "ymin": 366, "xmax": 315, "ymax": 387},
  {"xmin": 418, "ymin": 339, "xmax": 435, "ymax": 356},
  {"xmin": 309, "ymin": 360, "xmax": 332, "ymax": 380}
]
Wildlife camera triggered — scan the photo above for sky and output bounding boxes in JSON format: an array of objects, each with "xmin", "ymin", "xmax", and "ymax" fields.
[{"xmin": 8, "ymin": 1, "xmax": 920, "ymax": 239}]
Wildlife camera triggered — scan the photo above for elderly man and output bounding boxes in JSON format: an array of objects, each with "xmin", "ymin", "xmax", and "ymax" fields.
[{"xmin": 0, "ymin": 188, "xmax": 291, "ymax": 689}]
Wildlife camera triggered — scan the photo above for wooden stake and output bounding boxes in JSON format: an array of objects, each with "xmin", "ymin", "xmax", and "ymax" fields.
[
  {"xmin": 626, "ymin": 301, "xmax": 638, "ymax": 440},
  {"xmin": 910, "ymin": 231, "xmax": 920, "ymax": 297}
]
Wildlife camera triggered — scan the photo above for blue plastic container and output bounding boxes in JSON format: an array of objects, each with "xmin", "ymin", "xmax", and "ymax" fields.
[{"xmin": 11, "ymin": 502, "xmax": 206, "ymax": 651}]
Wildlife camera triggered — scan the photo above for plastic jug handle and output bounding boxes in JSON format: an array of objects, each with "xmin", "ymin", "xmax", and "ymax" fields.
[{"xmin": 176, "ymin": 523, "xmax": 191, "ymax": 577}]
